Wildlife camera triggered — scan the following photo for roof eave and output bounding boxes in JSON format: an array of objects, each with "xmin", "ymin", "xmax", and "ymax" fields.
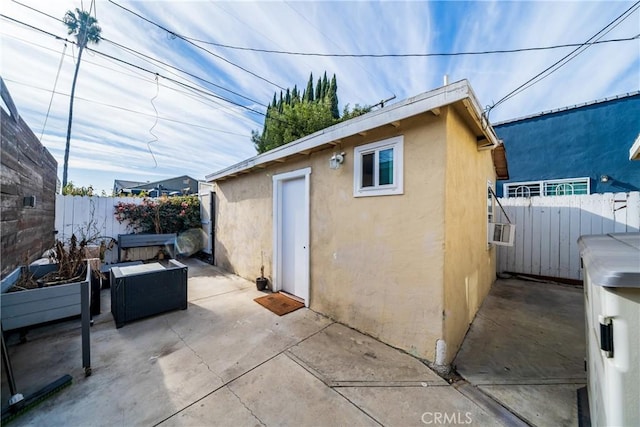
[{"xmin": 206, "ymin": 80, "xmax": 498, "ymax": 182}]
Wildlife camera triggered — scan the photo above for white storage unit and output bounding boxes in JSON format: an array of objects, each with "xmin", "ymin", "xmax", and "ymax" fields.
[{"xmin": 579, "ymin": 233, "xmax": 640, "ymax": 427}]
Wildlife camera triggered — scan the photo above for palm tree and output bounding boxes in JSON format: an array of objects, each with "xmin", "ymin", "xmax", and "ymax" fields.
[{"xmin": 62, "ymin": 8, "xmax": 101, "ymax": 187}]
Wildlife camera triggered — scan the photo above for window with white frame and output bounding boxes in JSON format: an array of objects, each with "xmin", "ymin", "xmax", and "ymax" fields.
[
  {"xmin": 353, "ymin": 136, "xmax": 404, "ymax": 197},
  {"xmin": 503, "ymin": 177, "xmax": 590, "ymax": 198}
]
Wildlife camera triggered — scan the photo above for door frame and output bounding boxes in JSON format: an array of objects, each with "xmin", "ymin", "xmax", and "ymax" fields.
[{"xmin": 272, "ymin": 167, "xmax": 311, "ymax": 306}]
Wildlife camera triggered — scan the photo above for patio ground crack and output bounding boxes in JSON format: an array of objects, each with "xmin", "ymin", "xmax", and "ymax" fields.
[
  {"xmin": 167, "ymin": 324, "xmax": 224, "ymax": 384},
  {"xmin": 226, "ymin": 385, "xmax": 266, "ymax": 427}
]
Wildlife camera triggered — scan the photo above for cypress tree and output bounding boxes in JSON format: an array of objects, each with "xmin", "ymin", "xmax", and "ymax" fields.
[
  {"xmin": 321, "ymin": 72, "xmax": 329, "ymax": 100},
  {"xmin": 329, "ymin": 74, "xmax": 339, "ymax": 119},
  {"xmin": 253, "ymin": 70, "xmax": 361, "ymax": 153},
  {"xmin": 315, "ymin": 77, "xmax": 322, "ymax": 101},
  {"xmin": 260, "ymin": 104, "xmax": 270, "ymax": 142},
  {"xmin": 304, "ymin": 72, "xmax": 314, "ymax": 103}
]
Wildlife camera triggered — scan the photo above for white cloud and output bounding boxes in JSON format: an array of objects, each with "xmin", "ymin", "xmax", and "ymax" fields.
[{"xmin": 1, "ymin": 0, "xmax": 638, "ymax": 193}]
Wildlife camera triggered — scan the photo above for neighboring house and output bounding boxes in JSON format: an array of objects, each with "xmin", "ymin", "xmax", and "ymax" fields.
[
  {"xmin": 113, "ymin": 175, "xmax": 199, "ymax": 197},
  {"xmin": 0, "ymin": 77, "xmax": 57, "ymax": 279},
  {"xmin": 494, "ymin": 92, "xmax": 640, "ymax": 197},
  {"xmin": 206, "ymin": 80, "xmax": 508, "ymax": 365},
  {"xmin": 113, "ymin": 179, "xmax": 145, "ymax": 194}
]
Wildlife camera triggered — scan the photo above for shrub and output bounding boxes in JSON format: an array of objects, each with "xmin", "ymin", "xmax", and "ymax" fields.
[
  {"xmin": 114, "ymin": 195, "xmax": 200, "ymax": 234},
  {"xmin": 63, "ymin": 181, "xmax": 94, "ymax": 196}
]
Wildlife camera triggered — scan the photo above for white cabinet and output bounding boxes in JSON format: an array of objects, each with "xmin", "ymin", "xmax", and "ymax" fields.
[{"xmin": 579, "ymin": 233, "xmax": 640, "ymax": 427}]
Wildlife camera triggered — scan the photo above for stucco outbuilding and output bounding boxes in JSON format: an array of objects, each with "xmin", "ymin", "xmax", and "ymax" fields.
[{"xmin": 206, "ymin": 80, "xmax": 506, "ymax": 365}]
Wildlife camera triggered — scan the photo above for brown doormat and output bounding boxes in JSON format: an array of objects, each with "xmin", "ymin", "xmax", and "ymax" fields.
[{"xmin": 254, "ymin": 292, "xmax": 305, "ymax": 316}]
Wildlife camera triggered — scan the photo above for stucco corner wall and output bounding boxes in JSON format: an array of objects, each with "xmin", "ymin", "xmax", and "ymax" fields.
[
  {"xmin": 442, "ymin": 106, "xmax": 497, "ymax": 363},
  {"xmin": 214, "ymin": 171, "xmax": 274, "ymax": 282},
  {"xmin": 309, "ymin": 115, "xmax": 447, "ymax": 361}
]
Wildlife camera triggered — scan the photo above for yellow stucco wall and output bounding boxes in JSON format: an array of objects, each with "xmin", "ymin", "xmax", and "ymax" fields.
[
  {"xmin": 214, "ymin": 171, "xmax": 272, "ymax": 279},
  {"xmin": 214, "ymin": 104, "xmax": 495, "ymax": 363},
  {"xmin": 309, "ymin": 114, "xmax": 447, "ymax": 360},
  {"xmin": 214, "ymin": 155, "xmax": 309, "ymax": 281},
  {"xmin": 442, "ymin": 106, "xmax": 497, "ymax": 363}
]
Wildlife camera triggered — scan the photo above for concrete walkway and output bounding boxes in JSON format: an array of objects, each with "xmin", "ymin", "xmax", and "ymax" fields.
[
  {"xmin": 3, "ymin": 259, "xmax": 507, "ymax": 426},
  {"xmin": 454, "ymin": 278, "xmax": 586, "ymax": 427}
]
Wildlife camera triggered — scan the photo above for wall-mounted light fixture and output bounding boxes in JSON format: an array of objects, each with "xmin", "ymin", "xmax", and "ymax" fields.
[
  {"xmin": 600, "ymin": 175, "xmax": 610, "ymax": 183},
  {"xmin": 329, "ymin": 152, "xmax": 345, "ymax": 170}
]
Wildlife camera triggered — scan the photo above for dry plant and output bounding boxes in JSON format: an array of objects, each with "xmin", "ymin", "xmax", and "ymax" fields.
[
  {"xmin": 43, "ymin": 235, "xmax": 87, "ymax": 285},
  {"xmin": 10, "ymin": 254, "xmax": 38, "ymax": 292},
  {"xmin": 7, "ymin": 235, "xmax": 97, "ymax": 292}
]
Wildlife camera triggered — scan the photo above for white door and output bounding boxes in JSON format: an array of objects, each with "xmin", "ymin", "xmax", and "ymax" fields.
[{"xmin": 273, "ymin": 168, "xmax": 310, "ymax": 305}]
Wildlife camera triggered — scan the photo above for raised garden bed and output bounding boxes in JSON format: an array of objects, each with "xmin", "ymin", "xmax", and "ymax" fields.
[{"xmin": 1, "ymin": 261, "xmax": 92, "ymax": 375}]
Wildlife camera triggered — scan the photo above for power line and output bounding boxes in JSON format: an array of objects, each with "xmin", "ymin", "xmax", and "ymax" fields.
[
  {"xmin": 12, "ymin": 0, "xmax": 64, "ymax": 22},
  {"xmin": 3, "ymin": 30, "xmax": 262, "ymax": 127},
  {"xmin": 488, "ymin": 1, "xmax": 640, "ymax": 114},
  {"xmin": 3, "ymin": 30, "xmax": 264, "ymax": 131},
  {"xmin": 12, "ymin": 0, "xmax": 639, "ymax": 122},
  {"xmin": 193, "ymin": 35, "xmax": 638, "ymax": 57},
  {"xmin": 102, "ymin": 38, "xmax": 266, "ymax": 107},
  {"xmin": 4, "ymin": 78, "xmax": 252, "ymax": 137},
  {"xmin": 98, "ymin": 52, "xmax": 261, "ymax": 125},
  {"xmin": 2, "ymin": 16, "xmax": 289, "ymax": 132},
  {"xmin": 40, "ymin": 42, "xmax": 67, "ymax": 140},
  {"xmin": 4, "ymin": 6, "xmax": 294, "ymax": 137},
  {"xmin": 0, "ymin": 13, "xmax": 268, "ymax": 118},
  {"xmin": 142, "ymin": 19, "xmax": 639, "ymax": 58},
  {"xmin": 283, "ymin": 1, "xmax": 394, "ymax": 101},
  {"xmin": 107, "ymin": 0, "xmax": 286, "ymax": 90},
  {"xmin": 10, "ymin": 0, "xmax": 267, "ymax": 108},
  {"xmin": 8, "ymin": 2, "xmax": 638, "ymax": 136},
  {"xmin": 13, "ymin": 0, "xmax": 637, "ymax": 60}
]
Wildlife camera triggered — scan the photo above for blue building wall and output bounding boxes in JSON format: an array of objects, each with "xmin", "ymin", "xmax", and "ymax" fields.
[{"xmin": 494, "ymin": 93, "xmax": 640, "ymax": 197}]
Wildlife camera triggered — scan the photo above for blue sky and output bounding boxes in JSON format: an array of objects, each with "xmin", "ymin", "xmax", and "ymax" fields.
[{"xmin": 1, "ymin": 0, "xmax": 639, "ymax": 194}]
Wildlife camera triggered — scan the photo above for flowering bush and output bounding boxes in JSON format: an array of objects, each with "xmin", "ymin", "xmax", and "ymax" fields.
[{"xmin": 114, "ymin": 195, "xmax": 201, "ymax": 234}]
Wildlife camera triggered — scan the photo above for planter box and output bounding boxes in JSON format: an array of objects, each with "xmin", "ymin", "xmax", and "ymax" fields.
[
  {"xmin": 111, "ymin": 259, "xmax": 187, "ymax": 328},
  {"xmin": 1, "ymin": 261, "xmax": 92, "ymax": 375},
  {"xmin": 1, "ymin": 263, "xmax": 90, "ymax": 330}
]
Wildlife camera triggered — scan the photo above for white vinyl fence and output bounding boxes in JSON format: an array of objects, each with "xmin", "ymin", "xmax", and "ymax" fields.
[
  {"xmin": 55, "ymin": 195, "xmax": 143, "ymax": 263},
  {"xmin": 495, "ymin": 192, "xmax": 640, "ymax": 281}
]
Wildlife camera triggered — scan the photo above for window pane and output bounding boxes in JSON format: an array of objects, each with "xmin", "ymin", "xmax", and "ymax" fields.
[
  {"xmin": 362, "ymin": 153, "xmax": 374, "ymax": 187},
  {"xmin": 378, "ymin": 148, "xmax": 393, "ymax": 185}
]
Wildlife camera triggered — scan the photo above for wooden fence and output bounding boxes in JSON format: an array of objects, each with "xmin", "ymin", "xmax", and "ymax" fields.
[
  {"xmin": 495, "ymin": 192, "xmax": 640, "ymax": 281},
  {"xmin": 1, "ymin": 93, "xmax": 58, "ymax": 278},
  {"xmin": 55, "ymin": 195, "xmax": 142, "ymax": 263}
]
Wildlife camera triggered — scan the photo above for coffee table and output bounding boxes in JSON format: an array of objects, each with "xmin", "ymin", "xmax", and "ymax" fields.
[{"xmin": 110, "ymin": 260, "xmax": 188, "ymax": 328}]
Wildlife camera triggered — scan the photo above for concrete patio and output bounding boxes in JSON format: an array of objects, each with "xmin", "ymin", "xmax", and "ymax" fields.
[
  {"xmin": 454, "ymin": 278, "xmax": 586, "ymax": 427},
  {"xmin": 1, "ymin": 259, "xmax": 584, "ymax": 426}
]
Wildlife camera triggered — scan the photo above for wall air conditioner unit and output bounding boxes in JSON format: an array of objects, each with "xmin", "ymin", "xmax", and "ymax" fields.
[{"xmin": 489, "ymin": 222, "xmax": 516, "ymax": 246}]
